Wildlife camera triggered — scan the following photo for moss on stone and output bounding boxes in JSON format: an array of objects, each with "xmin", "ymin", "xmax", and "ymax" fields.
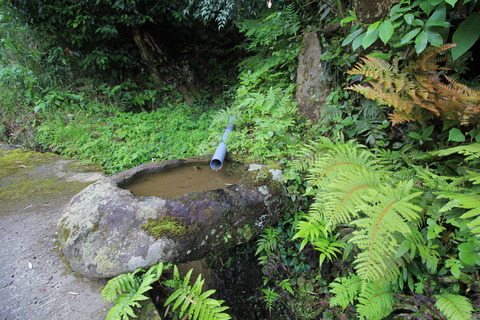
[
  {"xmin": 142, "ymin": 216, "xmax": 198, "ymax": 239},
  {"xmin": 0, "ymin": 149, "xmax": 94, "ymax": 213},
  {"xmin": 0, "ymin": 177, "xmax": 88, "ymax": 211},
  {"xmin": 0, "ymin": 149, "xmax": 58, "ymax": 178},
  {"xmin": 66, "ymin": 161, "xmax": 103, "ymax": 173}
]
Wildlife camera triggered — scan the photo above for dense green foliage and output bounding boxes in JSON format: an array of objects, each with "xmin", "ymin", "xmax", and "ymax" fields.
[
  {"xmin": 1, "ymin": 0, "xmax": 480, "ymax": 319},
  {"xmin": 102, "ymin": 263, "xmax": 231, "ymax": 320}
]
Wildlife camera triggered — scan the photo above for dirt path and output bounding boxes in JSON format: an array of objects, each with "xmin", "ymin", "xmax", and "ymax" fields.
[{"xmin": 0, "ymin": 144, "xmax": 112, "ymax": 320}]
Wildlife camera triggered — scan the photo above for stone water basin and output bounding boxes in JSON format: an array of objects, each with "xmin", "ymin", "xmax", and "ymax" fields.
[{"xmin": 58, "ymin": 158, "xmax": 288, "ymax": 278}]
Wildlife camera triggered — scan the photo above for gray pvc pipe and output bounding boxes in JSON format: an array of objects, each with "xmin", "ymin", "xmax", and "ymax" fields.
[{"xmin": 210, "ymin": 122, "xmax": 235, "ymax": 170}]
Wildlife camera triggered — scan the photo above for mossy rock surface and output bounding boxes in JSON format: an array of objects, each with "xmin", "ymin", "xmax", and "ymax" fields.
[{"xmin": 59, "ymin": 158, "xmax": 289, "ymax": 278}]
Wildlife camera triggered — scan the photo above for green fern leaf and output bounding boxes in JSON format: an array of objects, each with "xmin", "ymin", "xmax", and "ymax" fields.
[
  {"xmin": 430, "ymin": 142, "xmax": 480, "ymax": 161},
  {"xmin": 102, "ymin": 273, "xmax": 137, "ymax": 302},
  {"xmin": 438, "ymin": 192, "xmax": 480, "ymax": 236},
  {"xmin": 434, "ymin": 293, "xmax": 473, "ymax": 320},
  {"xmin": 356, "ymin": 281, "xmax": 395, "ymax": 320},
  {"xmin": 289, "ymin": 138, "xmax": 337, "ymax": 173},
  {"xmin": 351, "ymin": 181, "xmax": 422, "ymax": 282},
  {"xmin": 320, "ymin": 168, "xmax": 382, "ymax": 229},
  {"xmin": 307, "ymin": 143, "xmax": 380, "ymax": 190},
  {"xmin": 165, "ymin": 267, "xmax": 232, "ymax": 320},
  {"xmin": 103, "ymin": 262, "xmax": 167, "ymax": 320},
  {"xmin": 329, "ymin": 275, "xmax": 362, "ymax": 308}
]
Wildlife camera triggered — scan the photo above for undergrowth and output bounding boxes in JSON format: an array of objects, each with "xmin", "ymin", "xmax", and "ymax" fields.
[{"xmin": 36, "ymin": 102, "xmax": 218, "ymax": 174}]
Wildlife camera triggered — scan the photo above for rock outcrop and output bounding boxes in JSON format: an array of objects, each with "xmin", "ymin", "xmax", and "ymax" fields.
[
  {"xmin": 58, "ymin": 158, "xmax": 288, "ymax": 278},
  {"xmin": 296, "ymin": 31, "xmax": 330, "ymax": 122}
]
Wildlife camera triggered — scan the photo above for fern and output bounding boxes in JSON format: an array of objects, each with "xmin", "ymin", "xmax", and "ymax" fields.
[
  {"xmin": 438, "ymin": 191, "xmax": 480, "ymax": 236},
  {"xmin": 306, "ymin": 142, "xmax": 381, "ymax": 191},
  {"xmin": 292, "ymin": 216, "xmax": 345, "ymax": 267},
  {"xmin": 434, "ymin": 293, "xmax": 473, "ymax": 320},
  {"xmin": 289, "ymin": 137, "xmax": 337, "ymax": 173},
  {"xmin": 102, "ymin": 263, "xmax": 167, "ymax": 320},
  {"xmin": 352, "ymin": 181, "xmax": 423, "ymax": 282},
  {"xmin": 315, "ymin": 167, "xmax": 382, "ymax": 230},
  {"xmin": 329, "ymin": 275, "xmax": 362, "ymax": 308},
  {"xmin": 164, "ymin": 266, "xmax": 231, "ymax": 320},
  {"xmin": 346, "ymin": 44, "xmax": 480, "ymax": 125},
  {"xmin": 430, "ymin": 142, "xmax": 480, "ymax": 162},
  {"xmin": 356, "ymin": 281, "xmax": 396, "ymax": 320}
]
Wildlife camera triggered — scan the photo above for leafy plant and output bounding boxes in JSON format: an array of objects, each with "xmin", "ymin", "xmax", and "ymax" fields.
[
  {"xmin": 341, "ymin": 0, "xmax": 480, "ymax": 58},
  {"xmin": 289, "ymin": 139, "xmax": 478, "ymax": 319},
  {"xmin": 346, "ymin": 44, "xmax": 480, "ymax": 125},
  {"xmin": 434, "ymin": 293, "xmax": 474, "ymax": 320},
  {"xmin": 102, "ymin": 263, "xmax": 232, "ymax": 320},
  {"xmin": 164, "ymin": 266, "xmax": 231, "ymax": 320},
  {"xmin": 102, "ymin": 263, "xmax": 167, "ymax": 320}
]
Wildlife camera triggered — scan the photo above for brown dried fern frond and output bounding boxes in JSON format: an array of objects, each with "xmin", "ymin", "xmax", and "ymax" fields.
[
  {"xmin": 416, "ymin": 43, "xmax": 457, "ymax": 72},
  {"xmin": 346, "ymin": 44, "xmax": 480, "ymax": 125}
]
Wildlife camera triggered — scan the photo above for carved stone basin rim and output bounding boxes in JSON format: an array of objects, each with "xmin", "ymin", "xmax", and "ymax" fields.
[{"xmin": 57, "ymin": 158, "xmax": 288, "ymax": 279}]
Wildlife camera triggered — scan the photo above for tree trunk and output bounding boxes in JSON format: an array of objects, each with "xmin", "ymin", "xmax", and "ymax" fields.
[{"xmin": 132, "ymin": 27, "xmax": 162, "ymax": 85}]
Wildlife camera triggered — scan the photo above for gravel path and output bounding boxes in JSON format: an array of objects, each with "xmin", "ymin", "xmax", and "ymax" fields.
[{"xmin": 0, "ymin": 144, "xmax": 112, "ymax": 320}]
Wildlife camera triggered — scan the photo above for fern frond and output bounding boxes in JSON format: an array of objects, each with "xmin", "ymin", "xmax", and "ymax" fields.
[
  {"xmin": 102, "ymin": 273, "xmax": 138, "ymax": 303},
  {"xmin": 317, "ymin": 168, "xmax": 382, "ymax": 229},
  {"xmin": 434, "ymin": 293, "xmax": 473, "ymax": 320},
  {"xmin": 356, "ymin": 281, "xmax": 396, "ymax": 320},
  {"xmin": 351, "ymin": 181, "xmax": 423, "ymax": 282},
  {"xmin": 431, "ymin": 143, "xmax": 480, "ymax": 161},
  {"xmin": 416, "ymin": 44, "xmax": 456, "ymax": 72},
  {"xmin": 347, "ymin": 44, "xmax": 480, "ymax": 125},
  {"xmin": 290, "ymin": 137, "xmax": 337, "ymax": 173},
  {"xmin": 103, "ymin": 263, "xmax": 167, "ymax": 320},
  {"xmin": 306, "ymin": 143, "xmax": 380, "ymax": 190},
  {"xmin": 292, "ymin": 217, "xmax": 327, "ymax": 251},
  {"xmin": 329, "ymin": 275, "xmax": 362, "ymax": 308},
  {"xmin": 438, "ymin": 191, "xmax": 480, "ymax": 236},
  {"xmin": 165, "ymin": 267, "xmax": 232, "ymax": 320}
]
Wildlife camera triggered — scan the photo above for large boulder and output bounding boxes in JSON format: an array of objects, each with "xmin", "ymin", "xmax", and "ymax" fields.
[{"xmin": 58, "ymin": 158, "xmax": 288, "ymax": 279}]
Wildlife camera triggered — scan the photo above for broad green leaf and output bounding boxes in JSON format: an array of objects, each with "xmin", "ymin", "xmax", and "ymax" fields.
[
  {"xmin": 341, "ymin": 12, "xmax": 357, "ymax": 26},
  {"xmin": 340, "ymin": 16, "xmax": 356, "ymax": 26},
  {"xmin": 342, "ymin": 28, "xmax": 364, "ymax": 46},
  {"xmin": 448, "ymin": 128, "xmax": 466, "ymax": 142},
  {"xmin": 445, "ymin": 0, "xmax": 458, "ymax": 6},
  {"xmin": 415, "ymin": 30, "xmax": 428, "ymax": 53},
  {"xmin": 426, "ymin": 7, "xmax": 449, "ymax": 27},
  {"xmin": 379, "ymin": 21, "xmax": 394, "ymax": 44},
  {"xmin": 352, "ymin": 33, "xmax": 365, "ymax": 51},
  {"xmin": 452, "ymin": 12, "xmax": 480, "ymax": 60},
  {"xmin": 409, "ymin": 132, "xmax": 422, "ymax": 140},
  {"xmin": 400, "ymin": 28, "xmax": 421, "ymax": 44},
  {"xmin": 368, "ymin": 21, "xmax": 381, "ymax": 32},
  {"xmin": 458, "ymin": 242, "xmax": 480, "ymax": 266},
  {"xmin": 412, "ymin": 18, "xmax": 425, "ymax": 27},
  {"xmin": 418, "ymin": 0, "xmax": 443, "ymax": 15},
  {"xmin": 362, "ymin": 28, "xmax": 379, "ymax": 48},
  {"xmin": 404, "ymin": 14, "xmax": 415, "ymax": 25},
  {"xmin": 426, "ymin": 29, "xmax": 444, "ymax": 47},
  {"xmin": 418, "ymin": 0, "xmax": 434, "ymax": 15},
  {"xmin": 389, "ymin": 2, "xmax": 412, "ymax": 16}
]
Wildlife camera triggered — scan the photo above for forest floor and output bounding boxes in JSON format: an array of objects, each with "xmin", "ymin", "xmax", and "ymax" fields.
[{"xmin": 0, "ymin": 143, "xmax": 112, "ymax": 320}]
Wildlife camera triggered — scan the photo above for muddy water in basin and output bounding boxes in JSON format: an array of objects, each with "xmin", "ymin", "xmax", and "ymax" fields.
[{"xmin": 124, "ymin": 162, "xmax": 245, "ymax": 197}]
